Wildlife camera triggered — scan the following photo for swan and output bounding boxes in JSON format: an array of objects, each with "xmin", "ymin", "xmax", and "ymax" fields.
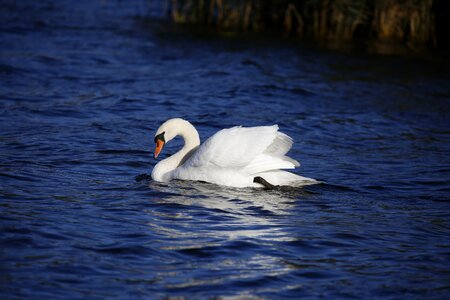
[{"xmin": 151, "ymin": 118, "xmax": 317, "ymax": 188}]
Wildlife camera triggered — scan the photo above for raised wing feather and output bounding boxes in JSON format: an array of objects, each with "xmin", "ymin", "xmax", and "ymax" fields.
[
  {"xmin": 184, "ymin": 125, "xmax": 279, "ymax": 168},
  {"xmin": 243, "ymin": 131, "xmax": 300, "ymax": 175},
  {"xmin": 264, "ymin": 132, "xmax": 293, "ymax": 156}
]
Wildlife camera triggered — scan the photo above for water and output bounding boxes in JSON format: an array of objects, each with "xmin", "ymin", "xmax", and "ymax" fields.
[{"xmin": 1, "ymin": 1, "xmax": 450, "ymax": 299}]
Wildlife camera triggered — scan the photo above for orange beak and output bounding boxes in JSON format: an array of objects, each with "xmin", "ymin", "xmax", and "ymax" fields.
[{"xmin": 154, "ymin": 139, "xmax": 165, "ymax": 159}]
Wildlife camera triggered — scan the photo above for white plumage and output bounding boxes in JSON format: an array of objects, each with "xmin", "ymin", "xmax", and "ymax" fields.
[{"xmin": 151, "ymin": 118, "xmax": 317, "ymax": 188}]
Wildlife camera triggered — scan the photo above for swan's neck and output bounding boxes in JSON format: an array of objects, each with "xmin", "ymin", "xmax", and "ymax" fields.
[{"xmin": 152, "ymin": 122, "xmax": 200, "ymax": 182}]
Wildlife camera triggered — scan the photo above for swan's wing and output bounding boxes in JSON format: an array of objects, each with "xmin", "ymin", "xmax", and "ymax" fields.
[
  {"xmin": 264, "ymin": 131, "xmax": 294, "ymax": 156},
  {"xmin": 183, "ymin": 125, "xmax": 280, "ymax": 168},
  {"xmin": 241, "ymin": 130, "xmax": 301, "ymax": 174},
  {"xmin": 243, "ymin": 153, "xmax": 298, "ymax": 175}
]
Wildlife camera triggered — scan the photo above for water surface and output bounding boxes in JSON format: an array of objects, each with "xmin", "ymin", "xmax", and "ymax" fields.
[{"xmin": 1, "ymin": 1, "xmax": 450, "ymax": 299}]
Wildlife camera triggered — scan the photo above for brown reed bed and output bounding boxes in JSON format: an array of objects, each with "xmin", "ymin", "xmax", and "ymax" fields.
[{"xmin": 156, "ymin": 0, "xmax": 441, "ymax": 50}]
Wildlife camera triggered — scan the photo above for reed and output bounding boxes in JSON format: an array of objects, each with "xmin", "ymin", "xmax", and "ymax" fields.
[{"xmin": 160, "ymin": 0, "xmax": 437, "ymax": 48}]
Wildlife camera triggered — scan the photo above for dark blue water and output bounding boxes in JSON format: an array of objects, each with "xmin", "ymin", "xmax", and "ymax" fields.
[{"xmin": 1, "ymin": 1, "xmax": 450, "ymax": 299}]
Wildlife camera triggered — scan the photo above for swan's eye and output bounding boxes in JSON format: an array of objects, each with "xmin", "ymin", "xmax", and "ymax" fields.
[{"xmin": 154, "ymin": 132, "xmax": 165, "ymax": 143}]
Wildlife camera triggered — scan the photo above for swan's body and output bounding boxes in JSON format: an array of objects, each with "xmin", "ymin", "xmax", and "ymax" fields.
[{"xmin": 151, "ymin": 118, "xmax": 317, "ymax": 188}]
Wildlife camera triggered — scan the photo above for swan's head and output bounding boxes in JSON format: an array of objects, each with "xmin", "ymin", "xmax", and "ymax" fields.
[{"xmin": 153, "ymin": 118, "xmax": 193, "ymax": 159}]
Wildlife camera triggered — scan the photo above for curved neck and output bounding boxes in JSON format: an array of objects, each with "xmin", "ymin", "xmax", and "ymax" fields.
[
  {"xmin": 152, "ymin": 121, "xmax": 200, "ymax": 181},
  {"xmin": 177, "ymin": 121, "xmax": 201, "ymax": 155},
  {"xmin": 170, "ymin": 123, "xmax": 200, "ymax": 166}
]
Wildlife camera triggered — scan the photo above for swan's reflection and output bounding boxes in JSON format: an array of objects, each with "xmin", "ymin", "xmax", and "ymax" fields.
[
  {"xmin": 149, "ymin": 179, "xmax": 312, "ymax": 213},
  {"xmin": 142, "ymin": 180, "xmax": 321, "ymax": 292},
  {"xmin": 145, "ymin": 180, "xmax": 313, "ymax": 243}
]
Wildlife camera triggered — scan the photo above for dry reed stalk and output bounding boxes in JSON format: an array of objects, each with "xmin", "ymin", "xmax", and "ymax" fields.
[
  {"xmin": 243, "ymin": 0, "xmax": 252, "ymax": 30},
  {"xmin": 284, "ymin": 4, "xmax": 304, "ymax": 35}
]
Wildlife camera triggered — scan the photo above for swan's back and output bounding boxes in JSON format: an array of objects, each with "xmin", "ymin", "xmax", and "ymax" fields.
[
  {"xmin": 183, "ymin": 125, "xmax": 282, "ymax": 169},
  {"xmin": 171, "ymin": 125, "xmax": 313, "ymax": 187}
]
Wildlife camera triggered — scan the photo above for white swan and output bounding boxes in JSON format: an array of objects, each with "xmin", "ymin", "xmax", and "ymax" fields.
[{"xmin": 151, "ymin": 118, "xmax": 317, "ymax": 188}]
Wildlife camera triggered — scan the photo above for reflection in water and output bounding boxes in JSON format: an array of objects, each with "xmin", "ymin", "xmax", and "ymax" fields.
[
  {"xmin": 144, "ymin": 181, "xmax": 311, "ymax": 296},
  {"xmin": 150, "ymin": 180, "xmax": 309, "ymax": 214},
  {"xmin": 146, "ymin": 180, "xmax": 308, "ymax": 243}
]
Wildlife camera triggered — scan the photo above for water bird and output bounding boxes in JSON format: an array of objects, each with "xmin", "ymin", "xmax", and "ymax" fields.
[{"xmin": 151, "ymin": 118, "xmax": 317, "ymax": 188}]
